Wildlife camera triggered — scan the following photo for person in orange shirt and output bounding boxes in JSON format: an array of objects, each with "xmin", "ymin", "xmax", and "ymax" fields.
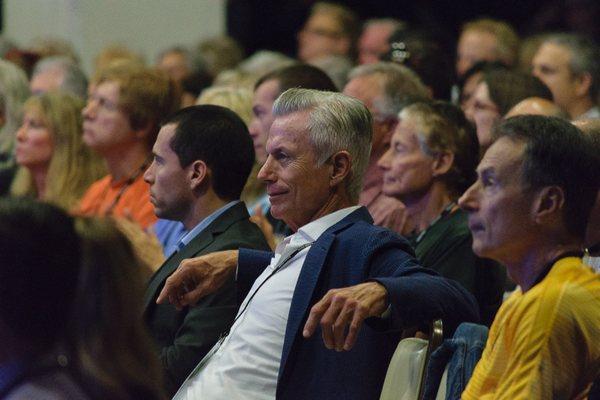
[{"xmin": 78, "ymin": 62, "xmax": 177, "ymax": 229}]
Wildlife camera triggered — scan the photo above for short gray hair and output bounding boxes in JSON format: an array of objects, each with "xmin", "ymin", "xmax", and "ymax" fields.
[
  {"xmin": 32, "ymin": 56, "xmax": 88, "ymax": 99},
  {"xmin": 348, "ymin": 62, "xmax": 429, "ymax": 118},
  {"xmin": 273, "ymin": 88, "xmax": 372, "ymax": 202},
  {"xmin": 542, "ymin": 33, "xmax": 600, "ymax": 100},
  {"xmin": 0, "ymin": 60, "xmax": 29, "ymax": 154}
]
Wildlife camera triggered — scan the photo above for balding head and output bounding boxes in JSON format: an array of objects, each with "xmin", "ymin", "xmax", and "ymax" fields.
[{"xmin": 505, "ymin": 97, "xmax": 568, "ymax": 119}]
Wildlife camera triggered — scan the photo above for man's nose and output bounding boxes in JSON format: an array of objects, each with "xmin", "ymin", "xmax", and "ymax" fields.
[
  {"xmin": 257, "ymin": 155, "xmax": 275, "ymax": 182},
  {"xmin": 458, "ymin": 181, "xmax": 479, "ymax": 211}
]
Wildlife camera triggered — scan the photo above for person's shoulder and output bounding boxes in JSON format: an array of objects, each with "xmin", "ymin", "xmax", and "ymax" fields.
[{"xmin": 80, "ymin": 174, "xmax": 111, "ymax": 197}]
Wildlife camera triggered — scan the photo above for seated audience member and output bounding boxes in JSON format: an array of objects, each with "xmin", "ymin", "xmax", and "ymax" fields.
[
  {"xmin": 464, "ymin": 69, "xmax": 552, "ymax": 152},
  {"xmin": 457, "ymin": 61, "xmax": 508, "ymax": 116},
  {"xmin": 77, "ymin": 63, "xmax": 178, "ymax": 229},
  {"xmin": 0, "ymin": 198, "xmax": 87, "ymax": 399},
  {"xmin": 460, "ymin": 116, "xmax": 600, "ymax": 399},
  {"xmin": 142, "ymin": 105, "xmax": 270, "ymax": 395},
  {"xmin": 297, "ymin": 2, "xmax": 360, "ymax": 64},
  {"xmin": 30, "ymin": 56, "xmax": 88, "ymax": 99},
  {"xmin": 455, "ymin": 18, "xmax": 519, "ymax": 79},
  {"xmin": 157, "ymin": 89, "xmax": 479, "ymax": 400},
  {"xmin": 385, "ymin": 29, "xmax": 454, "ymax": 100},
  {"xmin": 179, "ymin": 70, "xmax": 212, "ymax": 108},
  {"xmin": 196, "ymin": 86, "xmax": 261, "ymax": 208},
  {"xmin": 71, "ymin": 217, "xmax": 166, "ymax": 400},
  {"xmin": 378, "ymin": 101, "xmax": 505, "ymax": 325},
  {"xmin": 573, "ymin": 118, "xmax": 600, "ymax": 272},
  {"xmin": 0, "ymin": 60, "xmax": 29, "ymax": 195},
  {"xmin": 92, "ymin": 45, "xmax": 145, "ymax": 78},
  {"xmin": 344, "ymin": 62, "xmax": 430, "ymax": 234},
  {"xmin": 532, "ymin": 33, "xmax": 600, "ymax": 120},
  {"xmin": 247, "ymin": 64, "xmax": 337, "ymax": 241},
  {"xmin": 194, "ymin": 36, "xmax": 245, "ymax": 80},
  {"xmin": 358, "ymin": 18, "xmax": 404, "ymax": 65},
  {"xmin": 10, "ymin": 91, "xmax": 105, "ymax": 210},
  {"xmin": 505, "ymin": 96, "xmax": 569, "ymax": 118},
  {"xmin": 155, "ymin": 86, "xmax": 258, "ymax": 256},
  {"xmin": 156, "ymin": 46, "xmax": 193, "ymax": 86}
]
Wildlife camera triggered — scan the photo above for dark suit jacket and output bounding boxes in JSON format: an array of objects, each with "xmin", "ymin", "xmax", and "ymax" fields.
[
  {"xmin": 237, "ymin": 207, "xmax": 479, "ymax": 400},
  {"xmin": 143, "ymin": 202, "xmax": 270, "ymax": 395}
]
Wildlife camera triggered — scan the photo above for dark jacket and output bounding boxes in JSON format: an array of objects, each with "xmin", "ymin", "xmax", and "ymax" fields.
[{"xmin": 143, "ymin": 202, "xmax": 270, "ymax": 395}]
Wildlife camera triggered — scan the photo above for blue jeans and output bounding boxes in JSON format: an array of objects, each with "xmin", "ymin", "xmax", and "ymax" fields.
[{"xmin": 422, "ymin": 322, "xmax": 489, "ymax": 400}]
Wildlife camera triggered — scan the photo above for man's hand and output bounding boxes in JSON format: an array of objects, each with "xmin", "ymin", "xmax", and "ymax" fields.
[
  {"xmin": 302, "ymin": 282, "xmax": 388, "ymax": 351},
  {"xmin": 156, "ymin": 250, "xmax": 239, "ymax": 310},
  {"xmin": 250, "ymin": 205, "xmax": 277, "ymax": 250}
]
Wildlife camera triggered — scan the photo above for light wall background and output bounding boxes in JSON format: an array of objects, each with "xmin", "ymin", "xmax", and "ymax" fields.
[{"xmin": 3, "ymin": 0, "xmax": 225, "ymax": 74}]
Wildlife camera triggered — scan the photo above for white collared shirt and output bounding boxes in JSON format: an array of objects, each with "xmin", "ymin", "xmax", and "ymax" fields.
[{"xmin": 177, "ymin": 206, "xmax": 360, "ymax": 400}]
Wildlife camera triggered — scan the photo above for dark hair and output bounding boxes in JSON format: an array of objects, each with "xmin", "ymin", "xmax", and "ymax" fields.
[
  {"xmin": 68, "ymin": 217, "xmax": 165, "ymax": 400},
  {"xmin": 181, "ymin": 70, "xmax": 213, "ymax": 98},
  {"xmin": 254, "ymin": 63, "xmax": 337, "ymax": 94},
  {"xmin": 458, "ymin": 60, "xmax": 509, "ymax": 92},
  {"xmin": 483, "ymin": 69, "xmax": 552, "ymax": 115},
  {"xmin": 166, "ymin": 104, "xmax": 255, "ymax": 201},
  {"xmin": 0, "ymin": 198, "xmax": 80, "ymax": 350},
  {"xmin": 385, "ymin": 29, "xmax": 454, "ymax": 100},
  {"xmin": 493, "ymin": 115, "xmax": 598, "ymax": 238}
]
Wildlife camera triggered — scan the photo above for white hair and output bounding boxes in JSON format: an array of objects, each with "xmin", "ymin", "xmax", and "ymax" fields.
[{"xmin": 273, "ymin": 88, "xmax": 372, "ymax": 201}]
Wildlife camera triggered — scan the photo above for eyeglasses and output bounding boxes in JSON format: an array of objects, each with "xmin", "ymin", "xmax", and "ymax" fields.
[{"xmin": 472, "ymin": 100, "xmax": 499, "ymax": 114}]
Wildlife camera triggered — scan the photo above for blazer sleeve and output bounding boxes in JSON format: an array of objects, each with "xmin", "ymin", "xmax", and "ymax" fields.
[
  {"xmin": 365, "ymin": 229, "xmax": 480, "ymax": 337},
  {"xmin": 237, "ymin": 248, "xmax": 273, "ymax": 303}
]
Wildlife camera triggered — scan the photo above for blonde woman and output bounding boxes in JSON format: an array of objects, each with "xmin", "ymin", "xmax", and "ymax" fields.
[{"xmin": 10, "ymin": 91, "xmax": 105, "ymax": 210}]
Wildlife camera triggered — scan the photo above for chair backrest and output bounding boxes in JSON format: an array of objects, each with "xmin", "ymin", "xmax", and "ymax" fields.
[{"xmin": 379, "ymin": 320, "xmax": 443, "ymax": 400}]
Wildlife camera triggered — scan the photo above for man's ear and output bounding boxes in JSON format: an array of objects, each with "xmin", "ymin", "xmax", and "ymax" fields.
[
  {"xmin": 432, "ymin": 151, "xmax": 454, "ymax": 177},
  {"xmin": 329, "ymin": 151, "xmax": 352, "ymax": 188},
  {"xmin": 574, "ymin": 72, "xmax": 593, "ymax": 98},
  {"xmin": 533, "ymin": 185, "xmax": 565, "ymax": 224},
  {"xmin": 189, "ymin": 160, "xmax": 209, "ymax": 191}
]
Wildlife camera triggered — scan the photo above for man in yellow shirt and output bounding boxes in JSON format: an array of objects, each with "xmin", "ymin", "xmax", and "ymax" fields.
[{"xmin": 459, "ymin": 115, "xmax": 600, "ymax": 399}]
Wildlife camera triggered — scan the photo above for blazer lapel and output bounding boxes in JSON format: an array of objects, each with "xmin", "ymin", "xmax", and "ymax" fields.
[
  {"xmin": 143, "ymin": 230, "xmax": 216, "ymax": 312},
  {"xmin": 278, "ymin": 206, "xmax": 374, "ymax": 380},
  {"xmin": 142, "ymin": 202, "xmax": 251, "ymax": 313}
]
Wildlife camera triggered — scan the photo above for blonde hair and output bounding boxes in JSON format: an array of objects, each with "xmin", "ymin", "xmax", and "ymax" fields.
[
  {"xmin": 196, "ymin": 86, "xmax": 264, "ymax": 204},
  {"xmin": 11, "ymin": 91, "xmax": 106, "ymax": 209},
  {"xmin": 462, "ymin": 18, "xmax": 520, "ymax": 67}
]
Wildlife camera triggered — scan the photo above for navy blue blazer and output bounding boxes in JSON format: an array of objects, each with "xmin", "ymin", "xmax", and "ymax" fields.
[{"xmin": 237, "ymin": 207, "xmax": 479, "ymax": 400}]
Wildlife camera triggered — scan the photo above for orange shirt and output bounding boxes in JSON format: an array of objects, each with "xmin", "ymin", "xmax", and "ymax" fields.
[{"xmin": 77, "ymin": 173, "xmax": 157, "ymax": 229}]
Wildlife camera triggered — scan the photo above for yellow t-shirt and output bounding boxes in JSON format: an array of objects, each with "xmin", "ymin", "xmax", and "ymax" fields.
[{"xmin": 462, "ymin": 257, "xmax": 600, "ymax": 400}]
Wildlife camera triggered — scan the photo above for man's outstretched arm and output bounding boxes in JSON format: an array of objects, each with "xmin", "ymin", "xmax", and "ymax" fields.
[{"xmin": 156, "ymin": 250, "xmax": 239, "ymax": 309}]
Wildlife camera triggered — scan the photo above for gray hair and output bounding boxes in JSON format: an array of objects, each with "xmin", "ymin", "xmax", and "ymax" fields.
[
  {"xmin": 542, "ymin": 33, "xmax": 600, "ymax": 100},
  {"xmin": 32, "ymin": 56, "xmax": 88, "ymax": 99},
  {"xmin": 0, "ymin": 60, "xmax": 29, "ymax": 154},
  {"xmin": 273, "ymin": 88, "xmax": 372, "ymax": 202},
  {"xmin": 348, "ymin": 62, "xmax": 430, "ymax": 119}
]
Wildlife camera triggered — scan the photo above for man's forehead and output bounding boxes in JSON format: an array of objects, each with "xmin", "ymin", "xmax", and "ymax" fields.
[
  {"xmin": 268, "ymin": 112, "xmax": 311, "ymax": 145},
  {"xmin": 478, "ymin": 137, "xmax": 525, "ymax": 174}
]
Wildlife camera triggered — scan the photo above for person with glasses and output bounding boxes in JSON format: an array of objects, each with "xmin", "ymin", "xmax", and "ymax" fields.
[{"xmin": 464, "ymin": 69, "xmax": 552, "ymax": 153}]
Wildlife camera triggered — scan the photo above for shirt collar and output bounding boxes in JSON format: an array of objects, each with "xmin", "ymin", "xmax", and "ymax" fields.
[
  {"xmin": 179, "ymin": 201, "xmax": 240, "ymax": 247},
  {"xmin": 284, "ymin": 206, "xmax": 360, "ymax": 248}
]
